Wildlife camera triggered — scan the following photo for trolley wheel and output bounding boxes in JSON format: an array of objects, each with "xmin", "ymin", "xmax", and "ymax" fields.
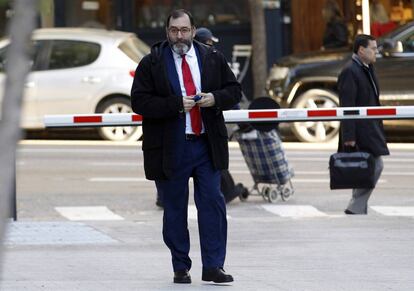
[
  {"xmin": 237, "ymin": 184, "xmax": 250, "ymax": 202},
  {"xmin": 280, "ymin": 183, "xmax": 294, "ymax": 201},
  {"xmin": 268, "ymin": 189, "xmax": 279, "ymax": 203},
  {"xmin": 261, "ymin": 186, "xmax": 271, "ymax": 201}
]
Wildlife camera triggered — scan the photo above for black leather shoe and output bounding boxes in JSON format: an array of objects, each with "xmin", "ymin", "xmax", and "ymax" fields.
[
  {"xmin": 202, "ymin": 267, "xmax": 234, "ymax": 283},
  {"xmin": 344, "ymin": 209, "xmax": 355, "ymax": 215},
  {"xmin": 174, "ymin": 270, "xmax": 191, "ymax": 284}
]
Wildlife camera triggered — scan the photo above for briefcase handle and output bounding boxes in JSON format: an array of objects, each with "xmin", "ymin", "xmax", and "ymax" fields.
[{"xmin": 343, "ymin": 144, "xmax": 359, "ymax": 153}]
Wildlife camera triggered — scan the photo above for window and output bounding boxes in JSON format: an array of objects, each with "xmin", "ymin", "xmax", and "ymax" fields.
[
  {"xmin": 134, "ymin": 0, "xmax": 250, "ymax": 29},
  {"xmin": 402, "ymin": 31, "xmax": 414, "ymax": 52},
  {"xmin": 48, "ymin": 40, "xmax": 101, "ymax": 70},
  {"xmin": 0, "ymin": 40, "xmax": 42, "ymax": 72},
  {"xmin": 118, "ymin": 36, "xmax": 149, "ymax": 63}
]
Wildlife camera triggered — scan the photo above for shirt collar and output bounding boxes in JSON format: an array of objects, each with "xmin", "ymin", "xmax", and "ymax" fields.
[{"xmin": 352, "ymin": 53, "xmax": 369, "ymax": 68}]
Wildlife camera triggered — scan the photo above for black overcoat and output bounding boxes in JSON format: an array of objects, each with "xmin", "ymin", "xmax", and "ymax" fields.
[
  {"xmin": 131, "ymin": 40, "xmax": 241, "ymax": 180},
  {"xmin": 337, "ymin": 55, "xmax": 389, "ymax": 157}
]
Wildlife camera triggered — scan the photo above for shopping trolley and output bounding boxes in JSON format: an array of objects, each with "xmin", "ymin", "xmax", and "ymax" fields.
[{"xmin": 234, "ymin": 128, "xmax": 294, "ymax": 203}]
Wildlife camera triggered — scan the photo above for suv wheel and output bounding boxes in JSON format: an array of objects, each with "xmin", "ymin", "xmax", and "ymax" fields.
[
  {"xmin": 96, "ymin": 97, "xmax": 142, "ymax": 141},
  {"xmin": 291, "ymin": 89, "xmax": 340, "ymax": 142}
]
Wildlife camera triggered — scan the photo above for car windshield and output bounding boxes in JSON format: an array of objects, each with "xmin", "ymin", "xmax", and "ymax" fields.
[{"xmin": 118, "ymin": 36, "xmax": 149, "ymax": 63}]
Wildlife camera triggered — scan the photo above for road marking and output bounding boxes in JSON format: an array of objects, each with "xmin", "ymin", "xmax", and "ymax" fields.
[
  {"xmin": 18, "ymin": 148, "xmax": 140, "ymax": 154},
  {"xmin": 90, "ymin": 162, "xmax": 142, "ymax": 167},
  {"xmin": 88, "ymin": 176, "xmax": 387, "ymax": 184},
  {"xmin": 225, "ymin": 174, "xmax": 387, "ymax": 184},
  {"xmin": 89, "ymin": 177, "xmax": 150, "ymax": 182},
  {"xmin": 262, "ymin": 205, "xmax": 329, "ymax": 218},
  {"xmin": 232, "ymin": 155, "xmax": 414, "ymax": 163},
  {"xmin": 290, "ymin": 171, "xmax": 414, "ymax": 176},
  {"xmin": 55, "ymin": 206, "xmax": 124, "ymax": 221},
  {"xmin": 371, "ymin": 206, "xmax": 414, "ymax": 216},
  {"xmin": 19, "ymin": 140, "xmax": 142, "ymax": 146},
  {"xmin": 188, "ymin": 205, "xmax": 231, "ymax": 220},
  {"xmin": 292, "ymin": 178, "xmax": 386, "ymax": 183},
  {"xmin": 21, "ymin": 140, "xmax": 414, "ymax": 151}
]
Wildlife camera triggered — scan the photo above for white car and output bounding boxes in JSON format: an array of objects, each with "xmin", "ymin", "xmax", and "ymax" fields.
[{"xmin": 0, "ymin": 28, "xmax": 149, "ymax": 141}]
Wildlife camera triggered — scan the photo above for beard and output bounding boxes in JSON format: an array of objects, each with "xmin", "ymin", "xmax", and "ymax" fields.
[{"xmin": 168, "ymin": 36, "xmax": 192, "ymax": 55}]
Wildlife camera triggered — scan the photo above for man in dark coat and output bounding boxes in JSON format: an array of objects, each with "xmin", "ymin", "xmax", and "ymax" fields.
[
  {"xmin": 338, "ymin": 34, "xmax": 389, "ymax": 215},
  {"xmin": 130, "ymin": 9, "xmax": 241, "ymax": 284}
]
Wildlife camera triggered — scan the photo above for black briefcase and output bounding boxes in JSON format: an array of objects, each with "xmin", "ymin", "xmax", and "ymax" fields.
[{"xmin": 329, "ymin": 151, "xmax": 376, "ymax": 189}]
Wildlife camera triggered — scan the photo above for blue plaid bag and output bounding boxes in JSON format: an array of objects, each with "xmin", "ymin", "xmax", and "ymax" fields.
[{"xmin": 235, "ymin": 129, "xmax": 293, "ymax": 185}]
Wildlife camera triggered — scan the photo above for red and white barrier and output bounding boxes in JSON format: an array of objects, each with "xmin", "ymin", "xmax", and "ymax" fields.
[{"xmin": 43, "ymin": 106, "xmax": 414, "ymax": 128}]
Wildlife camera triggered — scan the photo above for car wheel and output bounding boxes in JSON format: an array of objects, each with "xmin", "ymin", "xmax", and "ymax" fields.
[
  {"xmin": 96, "ymin": 97, "xmax": 142, "ymax": 141},
  {"xmin": 291, "ymin": 89, "xmax": 340, "ymax": 142}
]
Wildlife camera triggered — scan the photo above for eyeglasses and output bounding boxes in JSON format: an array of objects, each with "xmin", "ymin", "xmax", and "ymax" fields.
[{"xmin": 168, "ymin": 27, "xmax": 192, "ymax": 35}]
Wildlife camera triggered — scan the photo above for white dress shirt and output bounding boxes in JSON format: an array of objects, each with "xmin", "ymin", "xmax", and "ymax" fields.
[{"xmin": 172, "ymin": 44, "xmax": 205, "ymax": 134}]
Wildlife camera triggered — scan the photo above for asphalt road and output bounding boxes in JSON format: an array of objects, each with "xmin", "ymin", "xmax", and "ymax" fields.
[
  {"xmin": 13, "ymin": 140, "xmax": 414, "ymax": 220},
  {"xmin": 1, "ymin": 140, "xmax": 413, "ymax": 291}
]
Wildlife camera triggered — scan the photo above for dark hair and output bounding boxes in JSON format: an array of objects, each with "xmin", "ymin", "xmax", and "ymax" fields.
[
  {"xmin": 166, "ymin": 9, "xmax": 194, "ymax": 28},
  {"xmin": 353, "ymin": 34, "xmax": 376, "ymax": 53}
]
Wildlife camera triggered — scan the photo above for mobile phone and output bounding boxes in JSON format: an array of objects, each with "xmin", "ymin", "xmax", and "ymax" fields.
[{"xmin": 193, "ymin": 95, "xmax": 202, "ymax": 102}]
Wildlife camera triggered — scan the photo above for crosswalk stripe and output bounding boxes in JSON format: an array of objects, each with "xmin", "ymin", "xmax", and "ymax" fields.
[
  {"xmin": 262, "ymin": 205, "xmax": 328, "ymax": 218},
  {"xmin": 55, "ymin": 206, "xmax": 124, "ymax": 221},
  {"xmin": 53, "ymin": 205, "xmax": 414, "ymax": 221},
  {"xmin": 188, "ymin": 205, "xmax": 231, "ymax": 220},
  {"xmin": 89, "ymin": 177, "xmax": 150, "ymax": 182},
  {"xmin": 371, "ymin": 206, "xmax": 414, "ymax": 216}
]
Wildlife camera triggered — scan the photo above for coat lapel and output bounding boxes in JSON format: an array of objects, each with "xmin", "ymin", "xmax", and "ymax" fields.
[{"xmin": 163, "ymin": 47, "xmax": 182, "ymax": 97}]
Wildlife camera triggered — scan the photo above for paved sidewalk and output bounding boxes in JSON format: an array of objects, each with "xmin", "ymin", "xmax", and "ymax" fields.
[{"xmin": 2, "ymin": 212, "xmax": 414, "ymax": 291}]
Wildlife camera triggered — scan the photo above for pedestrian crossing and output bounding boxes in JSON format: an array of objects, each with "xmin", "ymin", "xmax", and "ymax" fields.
[
  {"xmin": 55, "ymin": 206, "xmax": 124, "ymax": 221},
  {"xmin": 53, "ymin": 205, "xmax": 414, "ymax": 221}
]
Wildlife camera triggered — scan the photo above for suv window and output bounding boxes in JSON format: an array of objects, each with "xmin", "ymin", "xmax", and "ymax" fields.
[
  {"xmin": 402, "ymin": 32, "xmax": 414, "ymax": 52},
  {"xmin": 118, "ymin": 36, "xmax": 149, "ymax": 63},
  {"xmin": 48, "ymin": 40, "xmax": 100, "ymax": 70}
]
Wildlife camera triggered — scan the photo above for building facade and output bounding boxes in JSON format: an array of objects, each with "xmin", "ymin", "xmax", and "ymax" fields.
[{"xmin": 1, "ymin": 0, "xmax": 413, "ymax": 97}]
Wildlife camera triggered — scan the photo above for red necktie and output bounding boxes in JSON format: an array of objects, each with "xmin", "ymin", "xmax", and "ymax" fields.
[{"xmin": 181, "ymin": 55, "xmax": 202, "ymax": 135}]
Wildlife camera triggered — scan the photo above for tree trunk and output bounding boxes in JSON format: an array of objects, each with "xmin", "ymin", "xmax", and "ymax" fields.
[
  {"xmin": 249, "ymin": 0, "xmax": 268, "ymax": 98},
  {"xmin": 39, "ymin": 0, "xmax": 54, "ymax": 28},
  {"xmin": 0, "ymin": 0, "xmax": 38, "ymax": 272}
]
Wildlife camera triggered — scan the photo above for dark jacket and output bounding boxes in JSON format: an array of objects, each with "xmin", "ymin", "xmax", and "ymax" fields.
[
  {"xmin": 131, "ymin": 40, "xmax": 241, "ymax": 180},
  {"xmin": 338, "ymin": 54, "xmax": 389, "ymax": 157}
]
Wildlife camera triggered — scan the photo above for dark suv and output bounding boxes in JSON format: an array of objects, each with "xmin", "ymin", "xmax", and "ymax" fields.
[{"xmin": 266, "ymin": 21, "xmax": 414, "ymax": 142}]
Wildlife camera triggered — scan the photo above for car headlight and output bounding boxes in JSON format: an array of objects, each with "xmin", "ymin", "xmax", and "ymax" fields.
[{"xmin": 268, "ymin": 66, "xmax": 289, "ymax": 81}]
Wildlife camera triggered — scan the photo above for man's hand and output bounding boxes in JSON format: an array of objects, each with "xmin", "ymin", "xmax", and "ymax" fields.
[
  {"xmin": 196, "ymin": 92, "xmax": 215, "ymax": 107},
  {"xmin": 344, "ymin": 141, "xmax": 356, "ymax": 147},
  {"xmin": 182, "ymin": 96, "xmax": 196, "ymax": 112}
]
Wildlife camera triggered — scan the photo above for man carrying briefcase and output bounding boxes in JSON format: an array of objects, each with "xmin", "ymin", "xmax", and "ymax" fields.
[{"xmin": 337, "ymin": 34, "xmax": 389, "ymax": 215}]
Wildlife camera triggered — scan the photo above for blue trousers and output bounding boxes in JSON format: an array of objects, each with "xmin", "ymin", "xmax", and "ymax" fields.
[{"xmin": 155, "ymin": 136, "xmax": 227, "ymax": 272}]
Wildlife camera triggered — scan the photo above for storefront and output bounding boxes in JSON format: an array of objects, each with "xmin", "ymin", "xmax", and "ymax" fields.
[
  {"xmin": 1, "ymin": 0, "xmax": 412, "ymax": 91},
  {"xmin": 50, "ymin": 0, "xmax": 264, "ymax": 97},
  {"xmin": 290, "ymin": 0, "xmax": 414, "ymax": 53},
  {"xmin": 369, "ymin": 0, "xmax": 414, "ymax": 37}
]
